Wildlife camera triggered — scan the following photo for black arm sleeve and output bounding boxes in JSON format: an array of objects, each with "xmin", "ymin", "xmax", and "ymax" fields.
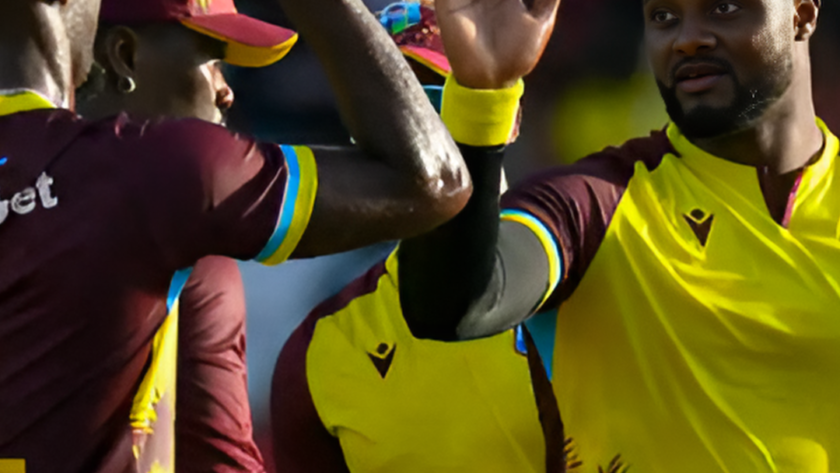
[{"xmin": 398, "ymin": 144, "xmax": 550, "ymax": 341}]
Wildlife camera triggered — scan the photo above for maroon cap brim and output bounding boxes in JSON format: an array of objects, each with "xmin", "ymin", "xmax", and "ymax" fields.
[
  {"xmin": 400, "ymin": 45, "xmax": 450, "ymax": 77},
  {"xmin": 181, "ymin": 13, "xmax": 298, "ymax": 67}
]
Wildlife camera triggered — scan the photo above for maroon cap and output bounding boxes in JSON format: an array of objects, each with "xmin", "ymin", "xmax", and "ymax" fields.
[
  {"xmin": 100, "ymin": 0, "xmax": 298, "ymax": 67},
  {"xmin": 376, "ymin": 0, "xmax": 452, "ymax": 77},
  {"xmin": 378, "ymin": 1, "xmax": 450, "ymax": 77}
]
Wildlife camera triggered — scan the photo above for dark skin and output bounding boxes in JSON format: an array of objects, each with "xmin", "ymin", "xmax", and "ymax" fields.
[
  {"xmin": 79, "ymin": 29, "xmax": 449, "ymax": 123},
  {"xmin": 644, "ymin": 0, "xmax": 823, "ymax": 219},
  {"xmin": 397, "ymin": 0, "xmax": 562, "ymax": 341},
  {"xmin": 397, "ymin": 0, "xmax": 828, "ymax": 341},
  {"xmin": 75, "ymin": 26, "xmax": 259, "ymax": 473},
  {"xmin": 0, "ymin": 0, "xmax": 472, "ymax": 259},
  {"xmin": 435, "ymin": 0, "xmax": 560, "ymax": 89},
  {"xmin": 79, "ymin": 23, "xmax": 233, "ymax": 124},
  {"xmin": 0, "ymin": 0, "xmax": 100, "ymax": 107},
  {"xmin": 75, "ymin": 21, "xmax": 465, "ymax": 473},
  {"xmin": 270, "ymin": 1, "xmax": 561, "ymax": 470}
]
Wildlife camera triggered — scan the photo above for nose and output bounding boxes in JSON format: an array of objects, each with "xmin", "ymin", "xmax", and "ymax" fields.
[
  {"xmin": 211, "ymin": 64, "xmax": 235, "ymax": 112},
  {"xmin": 216, "ymin": 83, "xmax": 235, "ymax": 112},
  {"xmin": 673, "ymin": 16, "xmax": 716, "ymax": 57}
]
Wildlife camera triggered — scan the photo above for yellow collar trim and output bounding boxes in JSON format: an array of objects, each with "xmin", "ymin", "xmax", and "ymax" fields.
[
  {"xmin": 667, "ymin": 118, "xmax": 837, "ymax": 178},
  {"xmin": 665, "ymin": 119, "xmax": 839, "ymax": 212},
  {"xmin": 0, "ymin": 90, "xmax": 57, "ymax": 117}
]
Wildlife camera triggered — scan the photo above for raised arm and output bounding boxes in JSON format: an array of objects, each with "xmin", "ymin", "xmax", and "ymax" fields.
[
  {"xmin": 398, "ymin": 0, "xmax": 561, "ymax": 341},
  {"xmin": 277, "ymin": 0, "xmax": 471, "ymax": 257}
]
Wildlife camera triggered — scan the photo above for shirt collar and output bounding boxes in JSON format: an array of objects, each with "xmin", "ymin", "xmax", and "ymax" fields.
[
  {"xmin": 0, "ymin": 89, "xmax": 57, "ymax": 117},
  {"xmin": 667, "ymin": 118, "xmax": 838, "ymax": 181}
]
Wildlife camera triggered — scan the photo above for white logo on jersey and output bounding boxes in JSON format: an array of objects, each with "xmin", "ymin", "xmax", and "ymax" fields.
[{"xmin": 0, "ymin": 172, "xmax": 58, "ymax": 225}]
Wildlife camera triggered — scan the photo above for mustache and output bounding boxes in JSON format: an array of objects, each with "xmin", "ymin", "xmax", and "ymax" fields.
[{"xmin": 669, "ymin": 56, "xmax": 735, "ymax": 86}]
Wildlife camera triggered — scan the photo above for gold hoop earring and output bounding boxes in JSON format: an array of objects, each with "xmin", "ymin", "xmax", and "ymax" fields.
[{"xmin": 118, "ymin": 76, "xmax": 136, "ymax": 94}]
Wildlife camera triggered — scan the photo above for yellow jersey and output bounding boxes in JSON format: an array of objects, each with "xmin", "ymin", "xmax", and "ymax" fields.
[{"xmin": 502, "ymin": 120, "xmax": 840, "ymax": 472}]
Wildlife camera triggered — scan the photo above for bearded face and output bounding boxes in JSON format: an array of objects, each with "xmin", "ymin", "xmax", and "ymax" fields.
[{"xmin": 643, "ymin": 0, "xmax": 798, "ymax": 140}]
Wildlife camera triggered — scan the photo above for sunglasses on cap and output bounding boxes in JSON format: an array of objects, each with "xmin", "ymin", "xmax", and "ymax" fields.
[{"xmin": 379, "ymin": 2, "xmax": 422, "ymax": 35}]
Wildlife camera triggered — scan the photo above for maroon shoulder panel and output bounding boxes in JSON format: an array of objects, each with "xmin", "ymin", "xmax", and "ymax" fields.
[
  {"xmin": 176, "ymin": 256, "xmax": 265, "ymax": 473},
  {"xmin": 270, "ymin": 260, "xmax": 388, "ymax": 472},
  {"xmin": 501, "ymin": 130, "xmax": 675, "ymax": 310}
]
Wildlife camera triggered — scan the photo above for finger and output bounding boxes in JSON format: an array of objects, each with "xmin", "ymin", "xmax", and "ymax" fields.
[{"xmin": 528, "ymin": 0, "xmax": 561, "ymax": 20}]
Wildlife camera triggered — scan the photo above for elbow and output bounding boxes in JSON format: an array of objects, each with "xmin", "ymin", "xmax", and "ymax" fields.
[{"xmin": 414, "ymin": 151, "xmax": 472, "ymax": 230}]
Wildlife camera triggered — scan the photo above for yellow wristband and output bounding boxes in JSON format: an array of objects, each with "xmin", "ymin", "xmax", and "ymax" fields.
[{"xmin": 440, "ymin": 76, "xmax": 524, "ymax": 147}]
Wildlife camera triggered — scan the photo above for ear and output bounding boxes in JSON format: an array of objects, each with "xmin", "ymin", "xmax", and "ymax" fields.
[
  {"xmin": 794, "ymin": 0, "xmax": 819, "ymax": 41},
  {"xmin": 103, "ymin": 26, "xmax": 141, "ymax": 83}
]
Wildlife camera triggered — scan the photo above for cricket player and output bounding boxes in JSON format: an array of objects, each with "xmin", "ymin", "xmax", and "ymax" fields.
[
  {"xmin": 271, "ymin": 1, "xmax": 564, "ymax": 472},
  {"xmin": 0, "ymin": 0, "xmax": 472, "ymax": 471},
  {"xmin": 73, "ymin": 1, "xmax": 314, "ymax": 470},
  {"xmin": 397, "ymin": 0, "xmax": 840, "ymax": 471}
]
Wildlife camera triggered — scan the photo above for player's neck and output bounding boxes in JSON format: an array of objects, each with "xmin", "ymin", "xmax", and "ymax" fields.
[
  {"xmin": 76, "ymin": 91, "xmax": 126, "ymax": 121},
  {"xmin": 0, "ymin": 4, "xmax": 72, "ymax": 109},
  {"xmin": 691, "ymin": 55, "xmax": 822, "ymax": 176}
]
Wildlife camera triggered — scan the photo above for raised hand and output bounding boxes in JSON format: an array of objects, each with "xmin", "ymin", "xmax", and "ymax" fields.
[{"xmin": 435, "ymin": 0, "xmax": 561, "ymax": 89}]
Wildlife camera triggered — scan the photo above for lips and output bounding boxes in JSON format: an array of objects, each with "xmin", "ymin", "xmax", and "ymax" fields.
[{"xmin": 674, "ymin": 62, "xmax": 729, "ymax": 94}]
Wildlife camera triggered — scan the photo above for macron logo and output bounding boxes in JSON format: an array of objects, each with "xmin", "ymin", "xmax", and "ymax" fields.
[
  {"xmin": 683, "ymin": 208, "xmax": 714, "ymax": 247},
  {"xmin": 0, "ymin": 172, "xmax": 58, "ymax": 225},
  {"xmin": 368, "ymin": 343, "xmax": 396, "ymax": 379}
]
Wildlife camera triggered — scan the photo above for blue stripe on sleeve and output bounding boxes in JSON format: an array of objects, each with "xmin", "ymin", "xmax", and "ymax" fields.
[
  {"xmin": 167, "ymin": 267, "xmax": 194, "ymax": 313},
  {"xmin": 256, "ymin": 145, "xmax": 302, "ymax": 262},
  {"xmin": 500, "ymin": 209, "xmax": 564, "ymax": 294}
]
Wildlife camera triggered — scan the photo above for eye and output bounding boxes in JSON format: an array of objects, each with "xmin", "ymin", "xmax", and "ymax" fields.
[
  {"xmin": 713, "ymin": 3, "xmax": 741, "ymax": 14},
  {"xmin": 651, "ymin": 10, "xmax": 677, "ymax": 23}
]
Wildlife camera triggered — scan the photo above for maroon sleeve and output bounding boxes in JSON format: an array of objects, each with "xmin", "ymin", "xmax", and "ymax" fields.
[
  {"xmin": 101, "ymin": 116, "xmax": 289, "ymax": 270},
  {"xmin": 175, "ymin": 256, "xmax": 265, "ymax": 473},
  {"xmin": 500, "ymin": 131, "xmax": 673, "ymax": 309},
  {"xmin": 271, "ymin": 319, "xmax": 352, "ymax": 473}
]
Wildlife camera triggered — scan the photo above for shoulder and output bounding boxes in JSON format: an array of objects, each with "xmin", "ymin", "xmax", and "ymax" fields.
[
  {"xmin": 73, "ymin": 114, "xmax": 275, "ymax": 169},
  {"xmin": 312, "ymin": 258, "xmax": 392, "ymax": 321},
  {"xmin": 501, "ymin": 129, "xmax": 675, "ymax": 216},
  {"xmin": 276, "ymin": 254, "xmax": 394, "ymax": 367},
  {"xmin": 103, "ymin": 114, "xmax": 261, "ymax": 152},
  {"xmin": 1, "ymin": 111, "xmax": 264, "ymax": 158},
  {"xmin": 0, "ymin": 109, "xmax": 89, "ymax": 154},
  {"xmin": 499, "ymin": 130, "xmax": 677, "ymax": 305},
  {"xmin": 514, "ymin": 129, "xmax": 673, "ymax": 193},
  {"xmin": 285, "ymin": 257, "xmax": 392, "ymax": 352}
]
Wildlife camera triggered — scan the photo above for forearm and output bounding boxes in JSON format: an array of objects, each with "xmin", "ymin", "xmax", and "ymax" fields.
[
  {"xmin": 398, "ymin": 77, "xmax": 551, "ymax": 340},
  {"xmin": 275, "ymin": 0, "xmax": 468, "ymax": 206}
]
